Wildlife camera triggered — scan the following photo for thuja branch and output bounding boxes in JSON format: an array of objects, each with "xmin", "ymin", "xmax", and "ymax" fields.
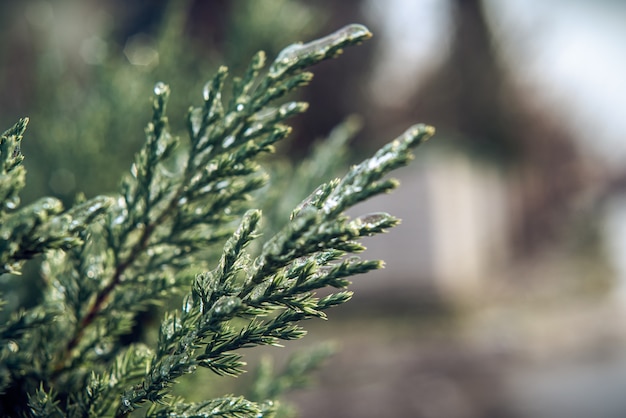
[
  {"xmin": 116, "ymin": 123, "xmax": 434, "ymax": 415},
  {"xmin": 0, "ymin": 22, "xmax": 437, "ymax": 418},
  {"xmin": 53, "ymin": 85, "xmax": 178, "ymax": 373},
  {"xmin": 52, "ymin": 22, "xmax": 376, "ymax": 401}
]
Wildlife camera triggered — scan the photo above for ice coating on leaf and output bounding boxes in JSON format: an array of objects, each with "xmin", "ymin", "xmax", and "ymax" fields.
[
  {"xmin": 203, "ymin": 66, "xmax": 228, "ymax": 102},
  {"xmin": 111, "ymin": 196, "xmax": 128, "ymax": 226},
  {"xmin": 322, "ymin": 195, "xmax": 341, "ymax": 215},
  {"xmin": 70, "ymin": 195, "xmax": 114, "ymax": 220},
  {"xmin": 188, "ymin": 107, "xmax": 203, "ymax": 137},
  {"xmin": 212, "ymin": 296, "xmax": 242, "ymax": 317},
  {"xmin": 278, "ymin": 101, "xmax": 308, "ymax": 118},
  {"xmin": 251, "ymin": 107, "xmax": 278, "ymax": 122},
  {"xmin": 366, "ymin": 152, "xmax": 395, "ymax": 171},
  {"xmin": 367, "ymin": 124, "xmax": 435, "ymax": 171},
  {"xmin": 356, "ymin": 212, "xmax": 389, "ymax": 225},
  {"xmin": 268, "ymin": 23, "xmax": 372, "ymax": 78},
  {"xmin": 202, "ymin": 81, "xmax": 212, "ymax": 102},
  {"xmin": 291, "ymin": 184, "xmax": 326, "ymax": 220},
  {"xmin": 400, "ymin": 124, "xmax": 436, "ymax": 147},
  {"xmin": 30, "ymin": 197, "xmax": 64, "ymax": 219},
  {"xmin": 352, "ymin": 212, "xmax": 395, "ymax": 231}
]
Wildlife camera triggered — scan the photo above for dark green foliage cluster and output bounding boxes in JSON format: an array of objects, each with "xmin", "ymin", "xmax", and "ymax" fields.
[{"xmin": 0, "ymin": 24, "xmax": 434, "ymax": 417}]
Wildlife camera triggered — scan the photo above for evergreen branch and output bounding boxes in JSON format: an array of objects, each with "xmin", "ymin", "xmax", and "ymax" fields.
[
  {"xmin": 118, "ymin": 295, "xmax": 245, "ymax": 415},
  {"xmin": 27, "ymin": 385, "xmax": 65, "ymax": 418},
  {"xmin": 320, "ymin": 123, "xmax": 435, "ymax": 217},
  {"xmin": 266, "ymin": 23, "xmax": 372, "ymax": 80},
  {"xmin": 118, "ymin": 120, "xmax": 434, "ymax": 414},
  {"xmin": 117, "ymin": 212, "xmax": 262, "ymax": 413},
  {"xmin": 57, "ymin": 25, "xmax": 378, "ymax": 379},
  {"xmin": 0, "ymin": 20, "xmax": 437, "ymax": 418},
  {"xmin": 0, "ymin": 308, "xmax": 56, "ymax": 397},
  {"xmin": 146, "ymin": 396, "xmax": 263, "ymax": 418},
  {"xmin": 78, "ymin": 344, "xmax": 154, "ymax": 417},
  {"xmin": 52, "ymin": 85, "xmax": 180, "ymax": 375},
  {"xmin": 249, "ymin": 344, "xmax": 334, "ymax": 402},
  {"xmin": 0, "ymin": 118, "xmax": 27, "ymax": 214},
  {"xmin": 262, "ymin": 116, "xmax": 361, "ymax": 233},
  {"xmin": 0, "ymin": 117, "xmax": 112, "ymax": 275}
]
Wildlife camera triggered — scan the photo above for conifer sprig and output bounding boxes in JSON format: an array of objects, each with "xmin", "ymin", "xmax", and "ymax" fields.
[
  {"xmin": 117, "ymin": 123, "xmax": 433, "ymax": 415},
  {"xmin": 54, "ymin": 24, "xmax": 375, "ymax": 388},
  {"xmin": 0, "ymin": 119, "xmax": 114, "ymax": 275},
  {"xmin": 0, "ymin": 23, "xmax": 436, "ymax": 418}
]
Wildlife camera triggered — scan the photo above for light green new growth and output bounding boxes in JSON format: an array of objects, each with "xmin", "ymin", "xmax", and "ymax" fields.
[{"xmin": 0, "ymin": 24, "xmax": 434, "ymax": 417}]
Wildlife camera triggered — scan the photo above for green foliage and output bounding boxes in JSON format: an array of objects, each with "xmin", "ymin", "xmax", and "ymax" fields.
[{"xmin": 0, "ymin": 24, "xmax": 434, "ymax": 417}]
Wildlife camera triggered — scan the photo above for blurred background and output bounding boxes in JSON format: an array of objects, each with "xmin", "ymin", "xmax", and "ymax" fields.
[{"xmin": 1, "ymin": 0, "xmax": 626, "ymax": 416}]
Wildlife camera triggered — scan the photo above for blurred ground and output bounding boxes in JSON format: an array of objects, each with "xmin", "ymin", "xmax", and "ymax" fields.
[{"xmin": 283, "ymin": 294, "xmax": 626, "ymax": 418}]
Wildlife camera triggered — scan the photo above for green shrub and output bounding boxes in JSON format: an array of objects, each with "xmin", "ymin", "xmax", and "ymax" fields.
[{"xmin": 0, "ymin": 24, "xmax": 434, "ymax": 417}]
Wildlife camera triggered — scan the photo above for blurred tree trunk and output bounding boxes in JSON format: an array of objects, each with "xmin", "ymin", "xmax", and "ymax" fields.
[
  {"xmin": 292, "ymin": 0, "xmax": 373, "ymax": 158},
  {"xmin": 409, "ymin": 0, "xmax": 592, "ymax": 256}
]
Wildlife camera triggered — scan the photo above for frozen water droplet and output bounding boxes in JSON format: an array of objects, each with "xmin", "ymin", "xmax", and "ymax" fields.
[
  {"xmin": 269, "ymin": 43, "xmax": 303, "ymax": 78},
  {"xmin": 182, "ymin": 295, "xmax": 194, "ymax": 313},
  {"xmin": 178, "ymin": 196, "xmax": 188, "ymax": 205},
  {"xmin": 202, "ymin": 81, "xmax": 211, "ymax": 101},
  {"xmin": 357, "ymin": 212, "xmax": 388, "ymax": 226},
  {"xmin": 244, "ymin": 123, "xmax": 263, "ymax": 137},
  {"xmin": 367, "ymin": 152, "xmax": 394, "ymax": 171},
  {"xmin": 199, "ymin": 183, "xmax": 213, "ymax": 194},
  {"xmin": 206, "ymin": 161, "xmax": 218, "ymax": 173},
  {"xmin": 278, "ymin": 102, "xmax": 308, "ymax": 116},
  {"xmin": 117, "ymin": 196, "xmax": 126, "ymax": 207},
  {"xmin": 222, "ymin": 135, "xmax": 235, "ymax": 148},
  {"xmin": 130, "ymin": 163, "xmax": 138, "ymax": 178},
  {"xmin": 5, "ymin": 196, "xmax": 19, "ymax": 210},
  {"xmin": 322, "ymin": 195, "xmax": 340, "ymax": 214},
  {"xmin": 111, "ymin": 198, "xmax": 128, "ymax": 226},
  {"xmin": 156, "ymin": 138, "xmax": 167, "ymax": 156},
  {"xmin": 213, "ymin": 296, "xmax": 242, "ymax": 316},
  {"xmin": 94, "ymin": 342, "xmax": 112, "ymax": 355},
  {"xmin": 7, "ymin": 341, "xmax": 18, "ymax": 353},
  {"xmin": 153, "ymin": 81, "xmax": 168, "ymax": 96},
  {"xmin": 268, "ymin": 24, "xmax": 372, "ymax": 78},
  {"xmin": 341, "ymin": 23, "xmax": 371, "ymax": 39},
  {"xmin": 236, "ymin": 103, "xmax": 245, "ymax": 112}
]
